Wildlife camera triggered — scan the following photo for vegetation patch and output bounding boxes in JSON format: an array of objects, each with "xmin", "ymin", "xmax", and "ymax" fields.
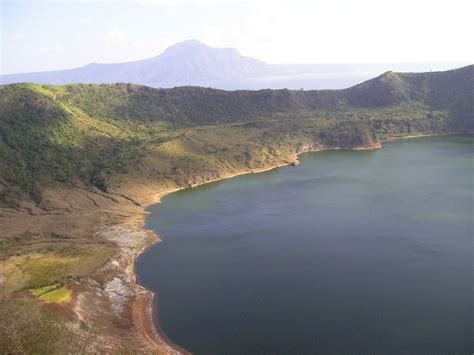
[
  {"xmin": 30, "ymin": 284, "xmax": 72, "ymax": 303},
  {"xmin": 1, "ymin": 245, "xmax": 114, "ymax": 292},
  {"xmin": 0, "ymin": 298, "xmax": 94, "ymax": 353}
]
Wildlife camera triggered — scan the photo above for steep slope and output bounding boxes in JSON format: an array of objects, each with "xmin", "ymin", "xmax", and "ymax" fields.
[
  {"xmin": 0, "ymin": 65, "xmax": 472, "ymax": 206},
  {"xmin": 345, "ymin": 65, "xmax": 473, "ymax": 130},
  {"xmin": 400, "ymin": 66, "xmax": 474, "ymax": 130}
]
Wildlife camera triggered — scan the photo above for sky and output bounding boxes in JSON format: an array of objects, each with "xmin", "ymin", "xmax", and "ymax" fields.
[{"xmin": 1, "ymin": 0, "xmax": 473, "ymax": 75}]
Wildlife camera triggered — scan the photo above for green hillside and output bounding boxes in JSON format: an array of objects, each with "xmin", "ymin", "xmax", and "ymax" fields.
[{"xmin": 0, "ymin": 65, "xmax": 472, "ymax": 206}]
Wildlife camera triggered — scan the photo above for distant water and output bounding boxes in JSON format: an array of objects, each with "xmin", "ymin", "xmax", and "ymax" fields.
[
  {"xmin": 154, "ymin": 63, "xmax": 470, "ymax": 90},
  {"xmin": 159, "ymin": 72, "xmax": 374, "ymax": 90},
  {"xmin": 137, "ymin": 136, "xmax": 473, "ymax": 354}
]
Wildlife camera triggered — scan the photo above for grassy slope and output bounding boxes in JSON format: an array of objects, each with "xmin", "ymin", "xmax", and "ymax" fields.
[
  {"xmin": 0, "ymin": 65, "xmax": 472, "ymax": 352},
  {"xmin": 1, "ymin": 65, "xmax": 472, "ymax": 206}
]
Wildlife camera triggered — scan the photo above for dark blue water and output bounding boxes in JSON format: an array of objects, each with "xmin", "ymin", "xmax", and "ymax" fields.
[{"xmin": 137, "ymin": 136, "xmax": 473, "ymax": 354}]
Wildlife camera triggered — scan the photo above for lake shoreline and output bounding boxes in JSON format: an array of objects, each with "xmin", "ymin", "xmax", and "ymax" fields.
[
  {"xmin": 130, "ymin": 141, "xmax": 385, "ymax": 353},
  {"xmin": 130, "ymin": 132, "xmax": 470, "ymax": 353}
]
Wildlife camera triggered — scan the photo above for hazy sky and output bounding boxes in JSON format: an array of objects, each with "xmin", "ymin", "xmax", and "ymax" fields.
[{"xmin": 1, "ymin": 0, "xmax": 473, "ymax": 74}]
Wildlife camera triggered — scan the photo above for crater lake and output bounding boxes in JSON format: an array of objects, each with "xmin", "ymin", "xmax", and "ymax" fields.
[{"xmin": 136, "ymin": 135, "xmax": 473, "ymax": 354}]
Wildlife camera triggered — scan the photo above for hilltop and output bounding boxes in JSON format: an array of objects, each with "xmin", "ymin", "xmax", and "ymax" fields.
[{"xmin": 0, "ymin": 65, "xmax": 472, "ymax": 353}]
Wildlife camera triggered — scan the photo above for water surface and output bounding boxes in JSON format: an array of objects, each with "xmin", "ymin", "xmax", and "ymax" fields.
[{"xmin": 137, "ymin": 136, "xmax": 473, "ymax": 354}]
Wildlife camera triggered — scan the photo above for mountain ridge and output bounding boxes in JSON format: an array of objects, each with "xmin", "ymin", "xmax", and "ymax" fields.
[
  {"xmin": 1, "ymin": 65, "xmax": 472, "ymax": 205},
  {"xmin": 0, "ymin": 40, "xmax": 283, "ymax": 86},
  {"xmin": 1, "ymin": 40, "xmax": 470, "ymax": 89}
]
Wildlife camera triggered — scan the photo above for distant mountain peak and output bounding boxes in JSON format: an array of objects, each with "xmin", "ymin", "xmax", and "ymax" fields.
[
  {"xmin": 378, "ymin": 70, "xmax": 400, "ymax": 79},
  {"xmin": 160, "ymin": 39, "xmax": 239, "ymax": 58},
  {"xmin": 0, "ymin": 39, "xmax": 283, "ymax": 85},
  {"xmin": 162, "ymin": 39, "xmax": 208, "ymax": 53},
  {"xmin": 2, "ymin": 40, "xmax": 466, "ymax": 88}
]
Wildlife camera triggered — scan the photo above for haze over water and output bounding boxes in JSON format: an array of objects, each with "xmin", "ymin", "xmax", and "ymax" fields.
[{"xmin": 137, "ymin": 136, "xmax": 473, "ymax": 354}]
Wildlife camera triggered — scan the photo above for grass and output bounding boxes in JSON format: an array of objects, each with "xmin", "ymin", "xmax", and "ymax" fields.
[
  {"xmin": 20, "ymin": 255, "xmax": 75, "ymax": 288},
  {"xmin": 39, "ymin": 286, "xmax": 71, "ymax": 303},
  {"xmin": 30, "ymin": 284, "xmax": 72, "ymax": 303},
  {"xmin": 0, "ymin": 299, "xmax": 95, "ymax": 353},
  {"xmin": 29, "ymin": 284, "xmax": 59, "ymax": 297},
  {"xmin": 1, "ymin": 245, "xmax": 115, "ymax": 292}
]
